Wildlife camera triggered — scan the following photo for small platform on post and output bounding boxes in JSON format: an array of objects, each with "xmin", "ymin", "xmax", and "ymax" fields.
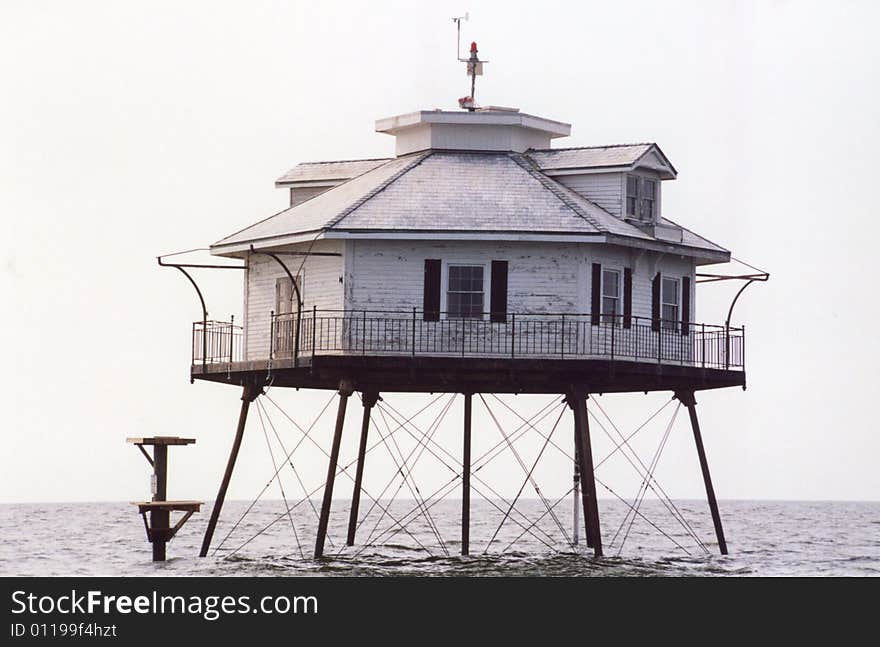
[{"xmin": 127, "ymin": 436, "xmax": 201, "ymax": 561}]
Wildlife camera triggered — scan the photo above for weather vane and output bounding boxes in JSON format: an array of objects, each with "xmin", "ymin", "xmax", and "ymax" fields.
[{"xmin": 453, "ymin": 13, "xmax": 488, "ymax": 111}]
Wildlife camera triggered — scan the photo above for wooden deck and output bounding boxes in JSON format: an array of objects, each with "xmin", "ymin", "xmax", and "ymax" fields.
[
  {"xmin": 191, "ymin": 354, "xmax": 745, "ymax": 394},
  {"xmin": 131, "ymin": 500, "xmax": 202, "ymax": 514}
]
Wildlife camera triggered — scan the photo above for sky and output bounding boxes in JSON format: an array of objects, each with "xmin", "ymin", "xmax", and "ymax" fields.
[{"xmin": 1, "ymin": 0, "xmax": 879, "ymax": 507}]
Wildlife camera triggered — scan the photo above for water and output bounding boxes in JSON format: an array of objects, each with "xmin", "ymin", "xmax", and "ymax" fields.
[{"xmin": 2, "ymin": 500, "xmax": 878, "ymax": 576}]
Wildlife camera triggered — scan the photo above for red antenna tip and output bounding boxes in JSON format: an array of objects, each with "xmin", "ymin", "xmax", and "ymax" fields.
[{"xmin": 470, "ymin": 41, "xmax": 478, "ymax": 52}]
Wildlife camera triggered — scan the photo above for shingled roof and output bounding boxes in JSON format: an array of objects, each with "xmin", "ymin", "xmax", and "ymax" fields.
[
  {"xmin": 275, "ymin": 143, "xmax": 676, "ymax": 187},
  {"xmin": 528, "ymin": 144, "xmax": 677, "ymax": 178},
  {"xmin": 275, "ymin": 158, "xmax": 390, "ymax": 185},
  {"xmin": 212, "ymin": 150, "xmax": 726, "ymax": 261}
]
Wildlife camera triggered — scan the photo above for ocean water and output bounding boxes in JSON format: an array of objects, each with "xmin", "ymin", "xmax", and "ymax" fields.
[{"xmin": 1, "ymin": 500, "xmax": 878, "ymax": 577}]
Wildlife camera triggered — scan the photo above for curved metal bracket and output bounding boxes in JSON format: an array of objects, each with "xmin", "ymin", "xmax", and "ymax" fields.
[
  {"xmin": 169, "ymin": 264, "xmax": 208, "ymax": 323},
  {"xmin": 696, "ymin": 258, "xmax": 769, "ymax": 329},
  {"xmin": 696, "ymin": 258, "xmax": 769, "ymax": 373},
  {"xmin": 157, "ymin": 253, "xmax": 246, "ymax": 371},
  {"xmin": 248, "ymin": 245, "xmax": 303, "ymax": 309},
  {"xmin": 725, "ymin": 279, "xmax": 756, "ymax": 331}
]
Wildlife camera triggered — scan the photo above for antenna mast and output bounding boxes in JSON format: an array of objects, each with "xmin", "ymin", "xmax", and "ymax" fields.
[{"xmin": 452, "ymin": 13, "xmax": 487, "ymax": 111}]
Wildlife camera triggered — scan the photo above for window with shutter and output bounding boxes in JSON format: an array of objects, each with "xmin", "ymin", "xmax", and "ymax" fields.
[
  {"xmin": 641, "ymin": 179, "xmax": 656, "ymax": 221},
  {"xmin": 447, "ymin": 265, "xmax": 484, "ymax": 319},
  {"xmin": 626, "ymin": 176, "xmax": 638, "ymax": 216},
  {"xmin": 661, "ymin": 277, "xmax": 679, "ymax": 331},
  {"xmin": 601, "ymin": 268, "xmax": 621, "ymax": 325}
]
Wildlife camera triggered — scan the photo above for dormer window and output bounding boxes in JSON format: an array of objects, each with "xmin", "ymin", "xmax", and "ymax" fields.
[
  {"xmin": 626, "ymin": 175, "xmax": 657, "ymax": 222},
  {"xmin": 626, "ymin": 176, "xmax": 639, "ymax": 217},
  {"xmin": 641, "ymin": 179, "xmax": 656, "ymax": 221}
]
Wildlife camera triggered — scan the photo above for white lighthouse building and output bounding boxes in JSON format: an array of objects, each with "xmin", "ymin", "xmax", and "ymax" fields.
[
  {"xmin": 167, "ymin": 62, "xmax": 751, "ymax": 559},
  {"xmin": 206, "ymin": 106, "xmax": 732, "ymax": 374}
]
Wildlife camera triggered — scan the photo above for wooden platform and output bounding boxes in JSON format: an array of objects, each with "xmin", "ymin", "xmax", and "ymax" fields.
[
  {"xmin": 132, "ymin": 500, "xmax": 203, "ymax": 514},
  {"xmin": 191, "ymin": 354, "xmax": 746, "ymax": 394},
  {"xmin": 126, "ymin": 437, "xmax": 196, "ymax": 446}
]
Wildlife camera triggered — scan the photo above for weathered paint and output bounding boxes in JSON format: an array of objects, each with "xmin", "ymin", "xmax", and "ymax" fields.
[
  {"xmin": 244, "ymin": 240, "xmax": 344, "ymax": 360},
  {"xmin": 555, "ymin": 168, "xmax": 663, "ymax": 221},
  {"xmin": 557, "ymin": 172, "xmax": 625, "ymax": 216},
  {"xmin": 343, "ymin": 239, "xmax": 693, "ymax": 321},
  {"xmin": 289, "ymin": 186, "xmax": 332, "ymax": 207}
]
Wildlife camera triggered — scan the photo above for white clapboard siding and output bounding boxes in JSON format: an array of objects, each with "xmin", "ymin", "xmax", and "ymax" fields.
[
  {"xmin": 244, "ymin": 240, "xmax": 344, "ymax": 360},
  {"xmin": 344, "ymin": 239, "xmax": 695, "ymax": 322},
  {"xmin": 346, "ymin": 240, "xmax": 581, "ymax": 314},
  {"xmin": 241, "ymin": 238, "xmax": 696, "ymax": 361},
  {"xmin": 556, "ymin": 173, "xmax": 623, "ymax": 216}
]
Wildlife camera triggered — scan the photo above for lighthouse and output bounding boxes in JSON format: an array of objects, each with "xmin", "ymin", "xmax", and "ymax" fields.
[{"xmin": 158, "ymin": 41, "xmax": 764, "ymax": 561}]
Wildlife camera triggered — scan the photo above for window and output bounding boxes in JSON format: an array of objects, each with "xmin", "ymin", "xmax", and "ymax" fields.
[
  {"xmin": 626, "ymin": 176, "xmax": 638, "ymax": 216},
  {"xmin": 661, "ymin": 277, "xmax": 679, "ymax": 330},
  {"xmin": 601, "ymin": 268, "xmax": 621, "ymax": 324},
  {"xmin": 447, "ymin": 265, "xmax": 484, "ymax": 318},
  {"xmin": 641, "ymin": 179, "xmax": 656, "ymax": 221},
  {"xmin": 626, "ymin": 176, "xmax": 657, "ymax": 222}
]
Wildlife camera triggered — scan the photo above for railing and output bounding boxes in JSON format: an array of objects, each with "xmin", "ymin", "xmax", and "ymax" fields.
[
  {"xmin": 267, "ymin": 310, "xmax": 745, "ymax": 371},
  {"xmin": 192, "ymin": 319, "xmax": 243, "ymax": 365}
]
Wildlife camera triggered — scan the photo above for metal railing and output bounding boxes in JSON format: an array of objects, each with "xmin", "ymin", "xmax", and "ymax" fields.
[
  {"xmin": 192, "ymin": 319, "xmax": 243, "ymax": 366},
  {"xmin": 265, "ymin": 309, "xmax": 745, "ymax": 370}
]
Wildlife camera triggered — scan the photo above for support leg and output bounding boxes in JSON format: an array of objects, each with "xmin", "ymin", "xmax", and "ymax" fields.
[
  {"xmin": 572, "ymin": 402, "xmax": 594, "ymax": 549},
  {"xmin": 347, "ymin": 391, "xmax": 379, "ymax": 546},
  {"xmin": 153, "ymin": 445, "xmax": 168, "ymax": 502},
  {"xmin": 151, "ymin": 443, "xmax": 169, "ymax": 562},
  {"xmin": 315, "ymin": 379, "xmax": 354, "ymax": 558},
  {"xmin": 569, "ymin": 390, "xmax": 602, "ymax": 557},
  {"xmin": 461, "ymin": 392, "xmax": 472, "ymax": 556},
  {"xmin": 572, "ymin": 445, "xmax": 580, "ymax": 548},
  {"xmin": 151, "ymin": 509, "xmax": 169, "ymax": 561},
  {"xmin": 678, "ymin": 390, "xmax": 728, "ymax": 555},
  {"xmin": 199, "ymin": 383, "xmax": 260, "ymax": 558}
]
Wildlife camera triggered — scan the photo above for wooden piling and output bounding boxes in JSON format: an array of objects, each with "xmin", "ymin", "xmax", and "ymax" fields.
[
  {"xmin": 128, "ymin": 436, "xmax": 198, "ymax": 562},
  {"xmin": 151, "ymin": 443, "xmax": 168, "ymax": 561},
  {"xmin": 151, "ymin": 509, "xmax": 169, "ymax": 561},
  {"xmin": 153, "ymin": 444, "xmax": 168, "ymax": 502}
]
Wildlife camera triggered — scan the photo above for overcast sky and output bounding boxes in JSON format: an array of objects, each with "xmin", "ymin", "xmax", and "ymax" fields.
[{"xmin": 2, "ymin": 0, "xmax": 879, "ymax": 507}]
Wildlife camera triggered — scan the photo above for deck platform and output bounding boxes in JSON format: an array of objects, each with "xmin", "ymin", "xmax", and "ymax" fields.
[
  {"xmin": 191, "ymin": 354, "xmax": 745, "ymax": 394},
  {"xmin": 131, "ymin": 500, "xmax": 203, "ymax": 514},
  {"xmin": 126, "ymin": 437, "xmax": 196, "ymax": 447}
]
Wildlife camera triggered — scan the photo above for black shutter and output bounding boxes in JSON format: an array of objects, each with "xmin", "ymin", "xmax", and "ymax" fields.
[
  {"xmin": 423, "ymin": 259, "xmax": 441, "ymax": 321},
  {"xmin": 651, "ymin": 272, "xmax": 661, "ymax": 332},
  {"xmin": 591, "ymin": 263, "xmax": 601, "ymax": 326},
  {"xmin": 623, "ymin": 267, "xmax": 633, "ymax": 329},
  {"xmin": 490, "ymin": 260, "xmax": 508, "ymax": 323},
  {"xmin": 681, "ymin": 276, "xmax": 691, "ymax": 336}
]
